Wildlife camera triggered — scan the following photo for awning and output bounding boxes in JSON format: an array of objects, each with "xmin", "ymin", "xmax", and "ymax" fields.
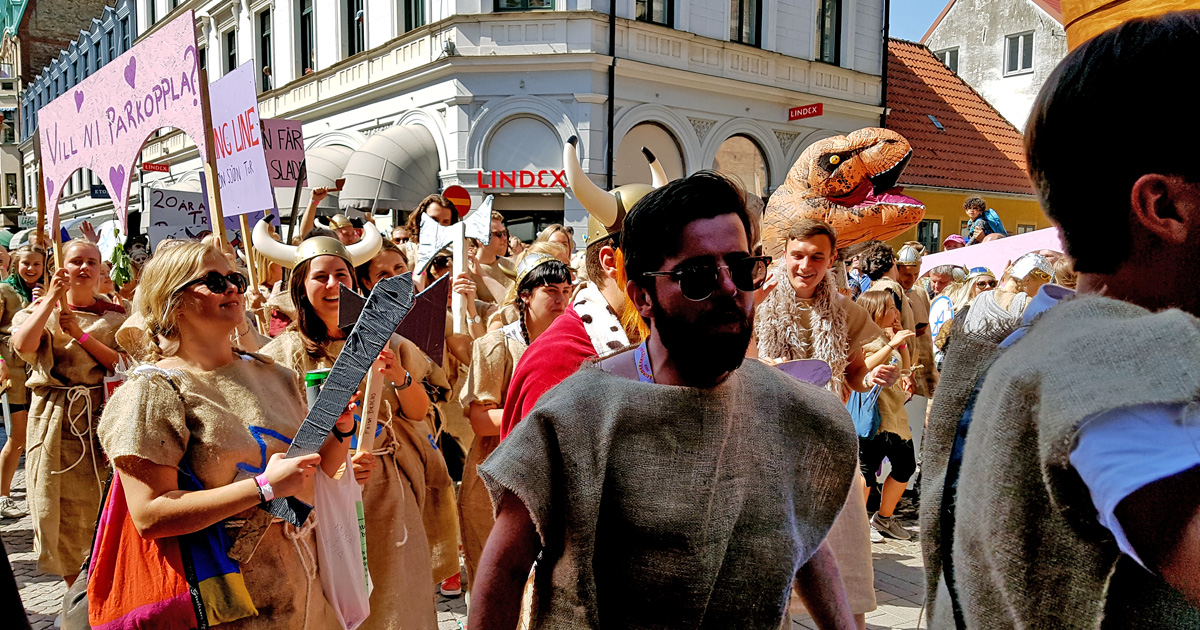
[
  {"xmin": 274, "ymin": 145, "xmax": 354, "ymax": 216},
  {"xmin": 338, "ymin": 125, "xmax": 440, "ymax": 215}
]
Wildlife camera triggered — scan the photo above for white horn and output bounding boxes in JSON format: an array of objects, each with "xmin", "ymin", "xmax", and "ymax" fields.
[
  {"xmin": 642, "ymin": 147, "xmax": 669, "ymax": 188},
  {"xmin": 563, "ymin": 135, "xmax": 619, "ymax": 228},
  {"xmin": 346, "ymin": 223, "xmax": 383, "ymax": 267},
  {"xmin": 253, "ymin": 219, "xmax": 299, "ymax": 268}
]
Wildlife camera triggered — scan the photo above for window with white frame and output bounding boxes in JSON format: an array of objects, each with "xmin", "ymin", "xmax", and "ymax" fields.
[
  {"xmin": 224, "ymin": 30, "xmax": 237, "ymax": 73},
  {"xmin": 817, "ymin": 0, "xmax": 840, "ymax": 63},
  {"xmin": 298, "ymin": 0, "xmax": 316, "ymax": 75},
  {"xmin": 730, "ymin": 0, "xmax": 762, "ymax": 47},
  {"xmin": 404, "ymin": 0, "xmax": 424, "ymax": 32},
  {"xmin": 346, "ymin": 0, "xmax": 365, "ymax": 56},
  {"xmin": 1005, "ymin": 32, "xmax": 1033, "ymax": 75},
  {"xmin": 934, "ymin": 47, "xmax": 958, "ymax": 73},
  {"xmin": 637, "ymin": 0, "xmax": 672, "ymax": 26},
  {"xmin": 258, "ymin": 9, "xmax": 273, "ymax": 91}
]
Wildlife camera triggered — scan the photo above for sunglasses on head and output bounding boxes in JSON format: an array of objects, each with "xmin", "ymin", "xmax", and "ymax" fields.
[
  {"xmin": 643, "ymin": 255, "xmax": 772, "ymax": 301},
  {"xmin": 177, "ymin": 271, "xmax": 248, "ymax": 295}
]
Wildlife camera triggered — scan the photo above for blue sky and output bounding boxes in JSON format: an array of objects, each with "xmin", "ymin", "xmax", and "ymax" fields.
[{"xmin": 890, "ymin": 0, "xmax": 952, "ymax": 42}]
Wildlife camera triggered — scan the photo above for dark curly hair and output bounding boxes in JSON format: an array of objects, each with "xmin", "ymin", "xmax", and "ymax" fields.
[
  {"xmin": 858, "ymin": 241, "xmax": 896, "ymax": 281},
  {"xmin": 403, "ymin": 194, "xmax": 460, "ymax": 242}
]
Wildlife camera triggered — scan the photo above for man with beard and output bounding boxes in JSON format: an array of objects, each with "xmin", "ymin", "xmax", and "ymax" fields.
[{"xmin": 471, "ymin": 172, "xmax": 859, "ymax": 629}]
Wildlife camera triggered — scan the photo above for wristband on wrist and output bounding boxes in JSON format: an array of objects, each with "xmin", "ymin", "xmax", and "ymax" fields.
[
  {"xmin": 331, "ymin": 421, "xmax": 356, "ymax": 442},
  {"xmin": 254, "ymin": 473, "xmax": 275, "ymax": 502},
  {"xmin": 253, "ymin": 479, "xmax": 265, "ymax": 503},
  {"xmin": 78, "ymin": 332, "xmax": 91, "ymax": 343}
]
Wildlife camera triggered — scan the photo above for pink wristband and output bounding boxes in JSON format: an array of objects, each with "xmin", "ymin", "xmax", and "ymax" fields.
[
  {"xmin": 78, "ymin": 332, "xmax": 90, "ymax": 343},
  {"xmin": 254, "ymin": 473, "xmax": 275, "ymax": 502}
]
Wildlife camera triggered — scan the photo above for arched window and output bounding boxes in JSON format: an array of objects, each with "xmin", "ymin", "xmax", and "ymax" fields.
[
  {"xmin": 713, "ymin": 134, "xmax": 769, "ymax": 197},
  {"xmin": 616, "ymin": 122, "xmax": 684, "ymax": 186},
  {"xmin": 484, "ymin": 117, "xmax": 561, "ymax": 172}
]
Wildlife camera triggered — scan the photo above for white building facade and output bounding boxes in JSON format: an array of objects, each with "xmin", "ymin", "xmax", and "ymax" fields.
[
  {"xmin": 922, "ymin": 0, "xmax": 1066, "ymax": 131},
  {"xmin": 30, "ymin": 0, "xmax": 887, "ymax": 247}
]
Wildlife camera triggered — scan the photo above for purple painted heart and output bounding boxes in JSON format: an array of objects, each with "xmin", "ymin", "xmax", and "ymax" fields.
[
  {"xmin": 124, "ymin": 57, "xmax": 137, "ymax": 89},
  {"xmin": 45, "ymin": 177, "xmax": 54, "ymax": 201},
  {"xmin": 109, "ymin": 165, "xmax": 126, "ymax": 200},
  {"xmin": 74, "ymin": 91, "xmax": 84, "ymax": 112}
]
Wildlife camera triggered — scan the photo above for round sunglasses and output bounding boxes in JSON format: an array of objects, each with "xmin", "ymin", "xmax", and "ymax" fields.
[
  {"xmin": 177, "ymin": 271, "xmax": 248, "ymax": 295},
  {"xmin": 643, "ymin": 256, "xmax": 771, "ymax": 301}
]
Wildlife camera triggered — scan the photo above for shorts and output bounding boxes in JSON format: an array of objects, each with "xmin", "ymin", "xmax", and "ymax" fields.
[{"xmin": 859, "ymin": 432, "xmax": 917, "ymax": 484}]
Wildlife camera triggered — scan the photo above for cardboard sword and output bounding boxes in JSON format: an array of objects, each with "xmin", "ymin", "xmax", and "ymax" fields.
[{"xmin": 260, "ymin": 272, "xmax": 416, "ymax": 525}]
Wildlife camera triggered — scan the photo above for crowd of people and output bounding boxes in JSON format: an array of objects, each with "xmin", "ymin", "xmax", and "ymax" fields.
[{"xmin": 1, "ymin": 11, "xmax": 1198, "ymax": 630}]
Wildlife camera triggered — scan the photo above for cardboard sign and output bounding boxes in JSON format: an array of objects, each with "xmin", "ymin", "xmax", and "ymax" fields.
[
  {"xmin": 208, "ymin": 61, "xmax": 273, "ymax": 217},
  {"xmin": 37, "ymin": 11, "xmax": 208, "ymax": 231},
  {"xmin": 147, "ymin": 186, "xmax": 277, "ymax": 249},
  {"xmin": 415, "ymin": 195, "xmax": 493, "ymax": 335},
  {"xmin": 261, "ymin": 118, "xmax": 307, "ymax": 188}
]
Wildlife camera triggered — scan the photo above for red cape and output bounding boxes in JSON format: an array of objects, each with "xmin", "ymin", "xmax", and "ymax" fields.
[{"xmin": 500, "ymin": 305, "xmax": 596, "ymax": 439}]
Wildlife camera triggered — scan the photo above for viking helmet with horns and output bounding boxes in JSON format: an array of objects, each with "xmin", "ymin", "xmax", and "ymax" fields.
[
  {"xmin": 253, "ymin": 220, "xmax": 383, "ymax": 269},
  {"xmin": 563, "ymin": 135, "xmax": 669, "ymax": 247}
]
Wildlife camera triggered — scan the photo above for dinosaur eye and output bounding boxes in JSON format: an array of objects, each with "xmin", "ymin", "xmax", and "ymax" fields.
[{"xmin": 829, "ymin": 155, "xmax": 841, "ymax": 165}]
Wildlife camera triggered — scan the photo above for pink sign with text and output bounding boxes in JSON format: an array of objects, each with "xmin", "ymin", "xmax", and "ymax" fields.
[
  {"xmin": 37, "ymin": 11, "xmax": 207, "ymax": 231},
  {"xmin": 262, "ymin": 119, "xmax": 307, "ymax": 188}
]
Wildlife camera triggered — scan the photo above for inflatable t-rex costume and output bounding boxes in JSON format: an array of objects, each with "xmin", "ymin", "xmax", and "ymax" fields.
[{"xmin": 762, "ymin": 127, "xmax": 925, "ymax": 258}]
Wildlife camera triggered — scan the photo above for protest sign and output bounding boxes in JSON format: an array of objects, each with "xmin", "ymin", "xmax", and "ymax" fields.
[
  {"xmin": 208, "ymin": 62, "xmax": 273, "ymax": 217},
  {"xmin": 148, "ymin": 186, "xmax": 277, "ymax": 249},
  {"xmin": 36, "ymin": 11, "xmax": 208, "ymax": 232},
  {"xmin": 262, "ymin": 119, "xmax": 307, "ymax": 188}
]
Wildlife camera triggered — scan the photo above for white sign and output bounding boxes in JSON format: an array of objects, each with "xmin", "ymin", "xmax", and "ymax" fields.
[
  {"xmin": 929, "ymin": 295, "xmax": 954, "ymax": 340},
  {"xmin": 148, "ymin": 186, "xmax": 277, "ymax": 250},
  {"xmin": 209, "ymin": 62, "xmax": 273, "ymax": 217}
]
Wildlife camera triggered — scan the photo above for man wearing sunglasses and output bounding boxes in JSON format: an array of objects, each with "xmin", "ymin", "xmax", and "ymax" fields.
[
  {"xmin": 471, "ymin": 211, "xmax": 516, "ymax": 304},
  {"xmin": 472, "ymin": 172, "xmax": 858, "ymax": 629}
]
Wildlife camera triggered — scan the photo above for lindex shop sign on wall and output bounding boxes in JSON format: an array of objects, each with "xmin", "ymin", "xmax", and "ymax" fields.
[{"xmin": 476, "ymin": 170, "xmax": 568, "ymax": 189}]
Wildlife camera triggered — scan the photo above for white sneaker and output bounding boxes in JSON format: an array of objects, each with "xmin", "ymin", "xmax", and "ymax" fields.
[
  {"xmin": 870, "ymin": 527, "xmax": 885, "ymax": 543},
  {"xmin": 0, "ymin": 496, "xmax": 27, "ymax": 519}
]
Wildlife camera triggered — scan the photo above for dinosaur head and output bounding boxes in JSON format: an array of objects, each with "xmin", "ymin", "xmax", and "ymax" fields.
[
  {"xmin": 799, "ymin": 128, "xmax": 914, "ymax": 206},
  {"xmin": 762, "ymin": 127, "xmax": 925, "ymax": 256}
]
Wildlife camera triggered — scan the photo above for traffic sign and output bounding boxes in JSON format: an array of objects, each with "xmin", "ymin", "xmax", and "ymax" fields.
[{"xmin": 442, "ymin": 185, "xmax": 471, "ymax": 215}]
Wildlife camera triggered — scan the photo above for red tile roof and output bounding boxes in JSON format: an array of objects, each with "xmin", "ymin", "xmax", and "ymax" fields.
[
  {"xmin": 885, "ymin": 38, "xmax": 1036, "ymax": 196},
  {"xmin": 921, "ymin": 0, "xmax": 1062, "ymax": 43}
]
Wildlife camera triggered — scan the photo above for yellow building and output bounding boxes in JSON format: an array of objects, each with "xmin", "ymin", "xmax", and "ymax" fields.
[{"xmin": 884, "ymin": 39, "xmax": 1049, "ymax": 252}]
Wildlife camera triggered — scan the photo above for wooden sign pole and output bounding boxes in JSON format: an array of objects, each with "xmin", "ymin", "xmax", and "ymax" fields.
[
  {"xmin": 239, "ymin": 214, "xmax": 268, "ymax": 332},
  {"xmin": 195, "ymin": 68, "xmax": 230, "ymax": 253},
  {"xmin": 31, "ymin": 133, "xmax": 67, "ymax": 311}
]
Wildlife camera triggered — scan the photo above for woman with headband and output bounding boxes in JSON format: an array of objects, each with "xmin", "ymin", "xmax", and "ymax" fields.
[{"xmin": 254, "ymin": 222, "xmax": 443, "ymax": 630}]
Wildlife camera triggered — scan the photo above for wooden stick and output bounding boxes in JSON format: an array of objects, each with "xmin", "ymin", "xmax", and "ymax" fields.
[
  {"xmin": 32, "ymin": 133, "xmax": 67, "ymax": 311},
  {"xmin": 354, "ymin": 361, "xmax": 386, "ymax": 486},
  {"xmin": 196, "ymin": 68, "xmax": 230, "ymax": 252},
  {"xmin": 239, "ymin": 214, "xmax": 268, "ymax": 332}
]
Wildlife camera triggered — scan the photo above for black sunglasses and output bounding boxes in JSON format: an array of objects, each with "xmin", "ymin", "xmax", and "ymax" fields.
[
  {"xmin": 177, "ymin": 271, "xmax": 248, "ymax": 295},
  {"xmin": 643, "ymin": 256, "xmax": 771, "ymax": 301},
  {"xmin": 431, "ymin": 255, "xmax": 452, "ymax": 269}
]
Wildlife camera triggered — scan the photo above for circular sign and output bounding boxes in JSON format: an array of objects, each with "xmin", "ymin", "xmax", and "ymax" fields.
[
  {"xmin": 442, "ymin": 185, "xmax": 472, "ymax": 215},
  {"xmin": 929, "ymin": 295, "xmax": 954, "ymax": 340}
]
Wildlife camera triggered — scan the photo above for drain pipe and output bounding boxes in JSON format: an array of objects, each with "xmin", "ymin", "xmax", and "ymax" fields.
[
  {"xmin": 880, "ymin": 0, "xmax": 891, "ymax": 127},
  {"xmin": 606, "ymin": 0, "xmax": 617, "ymax": 189}
]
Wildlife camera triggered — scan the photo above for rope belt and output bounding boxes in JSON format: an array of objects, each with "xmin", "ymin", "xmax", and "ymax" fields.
[{"xmin": 48, "ymin": 384, "xmax": 104, "ymax": 495}]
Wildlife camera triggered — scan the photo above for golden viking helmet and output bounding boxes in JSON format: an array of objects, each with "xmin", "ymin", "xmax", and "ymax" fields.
[
  {"xmin": 252, "ymin": 219, "xmax": 383, "ymax": 269},
  {"xmin": 563, "ymin": 135, "xmax": 669, "ymax": 247}
]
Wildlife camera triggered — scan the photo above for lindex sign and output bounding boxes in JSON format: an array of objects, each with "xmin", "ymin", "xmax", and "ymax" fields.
[
  {"xmin": 476, "ymin": 169, "xmax": 567, "ymax": 189},
  {"xmin": 142, "ymin": 162, "xmax": 170, "ymax": 173},
  {"xmin": 788, "ymin": 103, "xmax": 823, "ymax": 121}
]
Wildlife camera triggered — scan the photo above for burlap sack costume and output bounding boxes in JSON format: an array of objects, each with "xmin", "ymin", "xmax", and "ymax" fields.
[
  {"xmin": 906, "ymin": 286, "xmax": 938, "ymax": 398},
  {"xmin": 755, "ymin": 273, "xmax": 884, "ymax": 615},
  {"xmin": 437, "ymin": 298, "xmax": 498, "ymax": 455},
  {"xmin": 13, "ymin": 302, "xmax": 125, "ymax": 576},
  {"xmin": 480, "ymin": 358, "xmax": 858, "ymax": 629},
  {"xmin": 261, "ymin": 331, "xmax": 455, "ymax": 630},
  {"xmin": 457, "ymin": 326, "xmax": 525, "ymax": 588},
  {"xmin": 939, "ymin": 295, "xmax": 1200, "ymax": 628},
  {"xmin": 0, "ymin": 281, "xmax": 32, "ymax": 405},
  {"xmin": 98, "ymin": 353, "xmax": 338, "ymax": 630}
]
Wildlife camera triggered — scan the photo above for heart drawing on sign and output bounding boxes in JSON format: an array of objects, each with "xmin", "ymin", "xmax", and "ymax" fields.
[
  {"xmin": 109, "ymin": 165, "xmax": 126, "ymax": 200},
  {"xmin": 124, "ymin": 57, "xmax": 137, "ymax": 89},
  {"xmin": 74, "ymin": 91, "xmax": 84, "ymax": 112},
  {"xmin": 45, "ymin": 177, "xmax": 55, "ymax": 201}
]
